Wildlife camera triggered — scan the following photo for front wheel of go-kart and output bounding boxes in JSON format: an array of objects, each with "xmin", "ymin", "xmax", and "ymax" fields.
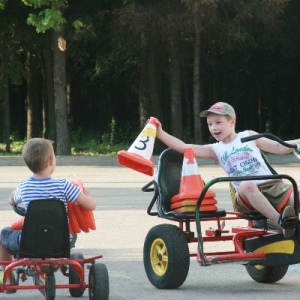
[
  {"xmin": 143, "ymin": 224, "xmax": 190, "ymax": 289},
  {"xmin": 245, "ymin": 264, "xmax": 289, "ymax": 283},
  {"xmin": 246, "ymin": 219, "xmax": 289, "ymax": 283},
  {"xmin": 69, "ymin": 253, "xmax": 85, "ymax": 297},
  {"xmin": 88, "ymin": 263, "xmax": 109, "ymax": 300}
]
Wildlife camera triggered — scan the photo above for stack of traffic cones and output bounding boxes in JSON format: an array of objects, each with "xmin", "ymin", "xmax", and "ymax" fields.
[
  {"xmin": 68, "ymin": 180, "xmax": 96, "ymax": 234},
  {"xmin": 117, "ymin": 117, "xmax": 158, "ymax": 176},
  {"xmin": 170, "ymin": 148, "xmax": 218, "ymax": 213}
]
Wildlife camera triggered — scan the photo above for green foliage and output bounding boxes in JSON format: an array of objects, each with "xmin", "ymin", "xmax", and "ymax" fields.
[
  {"xmin": 71, "ymin": 128, "xmax": 131, "ymax": 156},
  {"xmin": 70, "ymin": 119, "xmax": 136, "ymax": 155},
  {"xmin": 73, "ymin": 19, "xmax": 84, "ymax": 30},
  {"xmin": 22, "ymin": 0, "xmax": 67, "ymax": 9},
  {"xmin": 0, "ymin": 0, "xmax": 7, "ymax": 9},
  {"xmin": 27, "ymin": 8, "xmax": 65, "ymax": 32}
]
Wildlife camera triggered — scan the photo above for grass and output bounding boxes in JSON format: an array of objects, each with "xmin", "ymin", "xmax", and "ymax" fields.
[{"xmin": 0, "ymin": 140, "xmax": 130, "ymax": 156}]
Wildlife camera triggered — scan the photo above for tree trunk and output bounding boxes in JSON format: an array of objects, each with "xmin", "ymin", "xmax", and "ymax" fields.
[
  {"xmin": 169, "ymin": 28, "xmax": 182, "ymax": 138},
  {"xmin": 3, "ymin": 74, "xmax": 10, "ymax": 152},
  {"xmin": 25, "ymin": 50, "xmax": 42, "ymax": 140},
  {"xmin": 42, "ymin": 33, "xmax": 56, "ymax": 141},
  {"xmin": 148, "ymin": 39, "xmax": 163, "ymax": 120},
  {"xmin": 52, "ymin": 25, "xmax": 71, "ymax": 155},
  {"xmin": 193, "ymin": 14, "xmax": 203, "ymax": 144},
  {"xmin": 138, "ymin": 33, "xmax": 149, "ymax": 129}
]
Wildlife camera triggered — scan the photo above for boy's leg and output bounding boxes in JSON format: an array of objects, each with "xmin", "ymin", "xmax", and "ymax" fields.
[
  {"xmin": 238, "ymin": 181, "xmax": 280, "ymax": 224},
  {"xmin": 286, "ymin": 187, "xmax": 300, "ymax": 209},
  {"xmin": 0, "ymin": 227, "xmax": 20, "ymax": 284},
  {"xmin": 238, "ymin": 181, "xmax": 298, "ymax": 237}
]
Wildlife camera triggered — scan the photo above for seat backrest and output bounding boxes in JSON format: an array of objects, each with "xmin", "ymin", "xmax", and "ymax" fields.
[
  {"xmin": 261, "ymin": 152, "xmax": 277, "ymax": 175},
  {"xmin": 155, "ymin": 148, "xmax": 183, "ymax": 213},
  {"xmin": 19, "ymin": 199, "xmax": 70, "ymax": 259}
]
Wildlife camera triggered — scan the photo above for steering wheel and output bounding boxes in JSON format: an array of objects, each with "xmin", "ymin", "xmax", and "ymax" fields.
[{"xmin": 13, "ymin": 204, "xmax": 26, "ymax": 216}]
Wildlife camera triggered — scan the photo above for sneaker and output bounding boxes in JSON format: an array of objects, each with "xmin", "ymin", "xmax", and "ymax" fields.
[
  {"xmin": 2, "ymin": 272, "xmax": 17, "ymax": 294},
  {"xmin": 278, "ymin": 206, "xmax": 298, "ymax": 238},
  {"xmin": 34, "ymin": 274, "xmax": 45, "ymax": 296}
]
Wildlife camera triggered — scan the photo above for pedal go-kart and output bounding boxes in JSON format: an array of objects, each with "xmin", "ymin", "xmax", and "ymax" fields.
[
  {"xmin": 0, "ymin": 193, "xmax": 109, "ymax": 299},
  {"xmin": 142, "ymin": 133, "xmax": 300, "ymax": 289}
]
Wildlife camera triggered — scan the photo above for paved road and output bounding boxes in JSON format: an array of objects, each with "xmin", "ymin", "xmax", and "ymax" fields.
[{"xmin": 0, "ymin": 163, "xmax": 300, "ymax": 299}]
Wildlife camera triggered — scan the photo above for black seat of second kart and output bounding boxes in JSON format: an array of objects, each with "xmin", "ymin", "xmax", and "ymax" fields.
[
  {"xmin": 154, "ymin": 148, "xmax": 226, "ymax": 220},
  {"xmin": 18, "ymin": 199, "xmax": 70, "ymax": 259}
]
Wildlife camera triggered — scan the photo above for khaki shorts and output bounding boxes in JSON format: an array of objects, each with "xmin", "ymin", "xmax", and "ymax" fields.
[{"xmin": 234, "ymin": 179, "xmax": 293, "ymax": 214}]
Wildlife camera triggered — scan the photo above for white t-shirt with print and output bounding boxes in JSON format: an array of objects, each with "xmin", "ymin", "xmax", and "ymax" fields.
[{"xmin": 212, "ymin": 130, "xmax": 273, "ymax": 190}]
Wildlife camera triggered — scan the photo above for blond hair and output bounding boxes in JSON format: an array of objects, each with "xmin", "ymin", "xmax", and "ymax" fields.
[{"xmin": 22, "ymin": 138, "xmax": 54, "ymax": 173}]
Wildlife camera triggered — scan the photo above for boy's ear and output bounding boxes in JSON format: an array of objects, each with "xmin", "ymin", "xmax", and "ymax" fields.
[
  {"xmin": 231, "ymin": 118, "xmax": 236, "ymax": 127},
  {"xmin": 48, "ymin": 155, "xmax": 54, "ymax": 166}
]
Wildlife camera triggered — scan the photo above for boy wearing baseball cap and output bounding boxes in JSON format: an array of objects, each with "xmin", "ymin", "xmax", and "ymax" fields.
[{"xmin": 155, "ymin": 102, "xmax": 300, "ymax": 238}]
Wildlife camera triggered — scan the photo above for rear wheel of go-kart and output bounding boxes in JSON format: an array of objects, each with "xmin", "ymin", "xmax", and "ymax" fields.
[
  {"xmin": 143, "ymin": 224, "xmax": 190, "ymax": 289},
  {"xmin": 69, "ymin": 252, "xmax": 85, "ymax": 297},
  {"xmin": 45, "ymin": 273, "xmax": 56, "ymax": 300},
  {"xmin": 246, "ymin": 219, "xmax": 289, "ymax": 283},
  {"xmin": 246, "ymin": 264, "xmax": 289, "ymax": 283},
  {"xmin": 88, "ymin": 263, "xmax": 109, "ymax": 300}
]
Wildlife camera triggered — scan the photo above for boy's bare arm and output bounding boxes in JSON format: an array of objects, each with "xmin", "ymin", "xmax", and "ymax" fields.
[
  {"xmin": 75, "ymin": 188, "xmax": 96, "ymax": 211},
  {"xmin": 9, "ymin": 191, "xmax": 16, "ymax": 206},
  {"xmin": 251, "ymin": 130, "xmax": 300, "ymax": 154},
  {"xmin": 156, "ymin": 121, "xmax": 217, "ymax": 160}
]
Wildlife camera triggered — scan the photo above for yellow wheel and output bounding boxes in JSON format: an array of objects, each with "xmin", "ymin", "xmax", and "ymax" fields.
[
  {"xmin": 143, "ymin": 224, "xmax": 189, "ymax": 289},
  {"xmin": 150, "ymin": 238, "xmax": 168, "ymax": 276}
]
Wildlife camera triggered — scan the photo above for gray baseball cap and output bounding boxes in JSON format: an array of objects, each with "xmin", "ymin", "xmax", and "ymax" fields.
[{"xmin": 199, "ymin": 102, "xmax": 236, "ymax": 118}]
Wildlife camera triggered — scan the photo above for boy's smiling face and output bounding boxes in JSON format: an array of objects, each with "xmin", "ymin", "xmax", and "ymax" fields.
[{"xmin": 206, "ymin": 113, "xmax": 236, "ymax": 142}]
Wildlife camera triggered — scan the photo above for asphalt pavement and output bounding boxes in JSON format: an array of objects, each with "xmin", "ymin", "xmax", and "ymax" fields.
[{"xmin": 0, "ymin": 155, "xmax": 300, "ymax": 299}]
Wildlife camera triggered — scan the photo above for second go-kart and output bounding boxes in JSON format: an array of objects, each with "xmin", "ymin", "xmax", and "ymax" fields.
[
  {"xmin": 142, "ymin": 133, "xmax": 300, "ymax": 289},
  {"xmin": 0, "ymin": 198, "xmax": 109, "ymax": 299}
]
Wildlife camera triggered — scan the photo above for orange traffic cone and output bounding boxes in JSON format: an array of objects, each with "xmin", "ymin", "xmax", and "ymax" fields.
[
  {"xmin": 117, "ymin": 117, "xmax": 158, "ymax": 176},
  {"xmin": 171, "ymin": 147, "xmax": 217, "ymax": 212}
]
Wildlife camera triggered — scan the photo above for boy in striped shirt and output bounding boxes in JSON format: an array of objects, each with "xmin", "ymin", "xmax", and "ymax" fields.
[{"xmin": 0, "ymin": 138, "xmax": 96, "ymax": 289}]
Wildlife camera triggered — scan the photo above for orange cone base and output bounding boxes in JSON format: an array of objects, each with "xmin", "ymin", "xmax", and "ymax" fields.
[
  {"xmin": 171, "ymin": 190, "xmax": 216, "ymax": 203},
  {"xmin": 171, "ymin": 199, "xmax": 217, "ymax": 211},
  {"xmin": 171, "ymin": 197, "xmax": 217, "ymax": 208},
  {"xmin": 173, "ymin": 205, "xmax": 217, "ymax": 213},
  {"xmin": 117, "ymin": 150, "xmax": 154, "ymax": 176}
]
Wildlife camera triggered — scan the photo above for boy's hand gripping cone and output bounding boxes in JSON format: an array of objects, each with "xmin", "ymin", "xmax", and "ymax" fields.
[
  {"xmin": 117, "ymin": 117, "xmax": 158, "ymax": 176},
  {"xmin": 171, "ymin": 147, "xmax": 217, "ymax": 212}
]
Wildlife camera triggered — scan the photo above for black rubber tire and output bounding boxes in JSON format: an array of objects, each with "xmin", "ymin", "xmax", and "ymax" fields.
[
  {"xmin": 143, "ymin": 224, "xmax": 190, "ymax": 289},
  {"xmin": 88, "ymin": 263, "xmax": 109, "ymax": 300},
  {"xmin": 69, "ymin": 252, "xmax": 85, "ymax": 297},
  {"xmin": 45, "ymin": 273, "xmax": 56, "ymax": 300},
  {"xmin": 246, "ymin": 219, "xmax": 289, "ymax": 283},
  {"xmin": 245, "ymin": 264, "xmax": 289, "ymax": 283}
]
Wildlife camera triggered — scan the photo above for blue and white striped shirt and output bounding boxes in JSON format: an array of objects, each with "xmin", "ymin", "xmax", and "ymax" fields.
[{"xmin": 14, "ymin": 177, "xmax": 81, "ymax": 210}]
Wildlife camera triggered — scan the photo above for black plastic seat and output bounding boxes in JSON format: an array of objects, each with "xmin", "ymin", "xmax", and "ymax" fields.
[
  {"xmin": 18, "ymin": 199, "xmax": 70, "ymax": 259},
  {"xmin": 152, "ymin": 148, "xmax": 226, "ymax": 220}
]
